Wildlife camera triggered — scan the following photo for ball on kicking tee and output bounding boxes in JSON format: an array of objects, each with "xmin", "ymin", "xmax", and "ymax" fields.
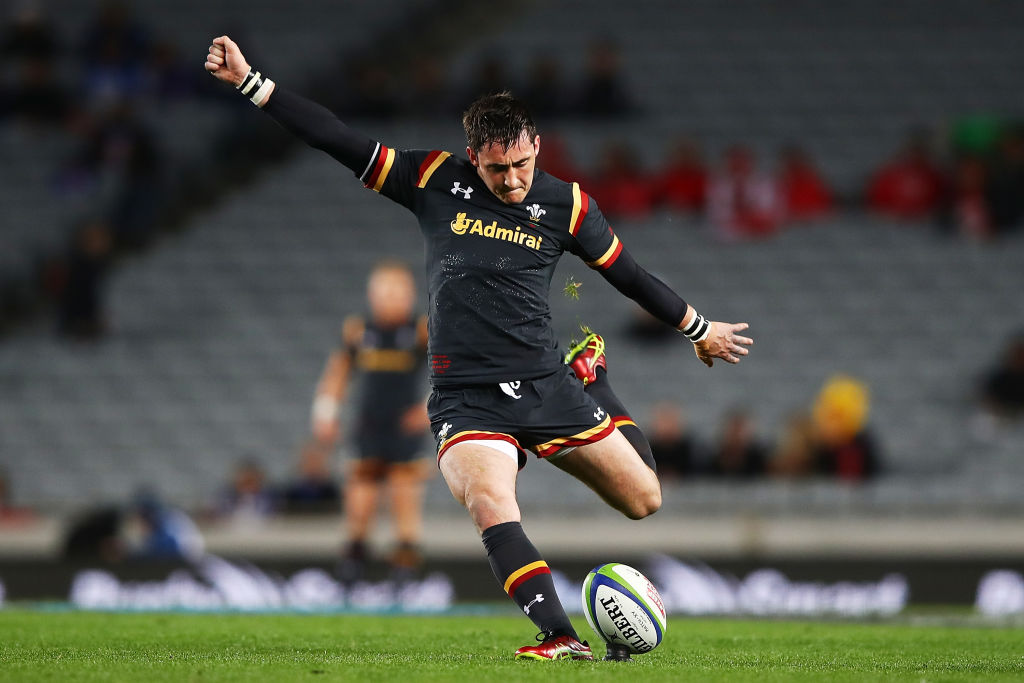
[{"xmin": 582, "ymin": 563, "xmax": 667, "ymax": 654}]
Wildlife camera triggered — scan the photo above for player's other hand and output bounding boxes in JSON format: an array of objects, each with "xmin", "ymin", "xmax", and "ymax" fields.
[
  {"xmin": 694, "ymin": 321, "xmax": 752, "ymax": 367},
  {"xmin": 205, "ymin": 35, "xmax": 250, "ymax": 86}
]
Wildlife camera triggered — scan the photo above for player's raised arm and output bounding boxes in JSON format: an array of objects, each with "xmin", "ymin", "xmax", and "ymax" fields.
[
  {"xmin": 205, "ymin": 36, "xmax": 377, "ymax": 175},
  {"xmin": 568, "ymin": 186, "xmax": 752, "ymax": 367}
]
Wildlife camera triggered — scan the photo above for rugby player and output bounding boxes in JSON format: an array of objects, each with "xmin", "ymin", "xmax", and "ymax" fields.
[
  {"xmin": 311, "ymin": 261, "xmax": 430, "ymax": 582},
  {"xmin": 206, "ymin": 36, "xmax": 753, "ymax": 660}
]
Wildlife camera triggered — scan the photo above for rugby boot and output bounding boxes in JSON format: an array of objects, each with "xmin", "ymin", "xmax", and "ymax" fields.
[
  {"xmin": 564, "ymin": 332, "xmax": 606, "ymax": 386},
  {"xmin": 514, "ymin": 632, "xmax": 594, "ymax": 661}
]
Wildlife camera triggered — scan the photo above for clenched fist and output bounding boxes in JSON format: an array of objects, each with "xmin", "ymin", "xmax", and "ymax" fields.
[{"xmin": 205, "ymin": 35, "xmax": 250, "ymax": 87}]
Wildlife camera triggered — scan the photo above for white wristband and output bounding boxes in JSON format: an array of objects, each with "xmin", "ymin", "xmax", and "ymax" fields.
[
  {"xmin": 312, "ymin": 395, "xmax": 339, "ymax": 423},
  {"xmin": 681, "ymin": 312, "xmax": 711, "ymax": 343},
  {"xmin": 237, "ymin": 68, "xmax": 274, "ymax": 107}
]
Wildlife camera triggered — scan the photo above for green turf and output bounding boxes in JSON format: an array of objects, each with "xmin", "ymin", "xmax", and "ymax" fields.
[{"xmin": 0, "ymin": 609, "xmax": 1021, "ymax": 682}]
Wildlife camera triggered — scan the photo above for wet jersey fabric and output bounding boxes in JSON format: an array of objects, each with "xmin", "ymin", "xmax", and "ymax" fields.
[{"xmin": 361, "ymin": 145, "xmax": 622, "ymax": 387}]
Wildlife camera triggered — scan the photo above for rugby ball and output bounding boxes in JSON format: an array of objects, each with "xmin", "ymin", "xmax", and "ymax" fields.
[{"xmin": 582, "ymin": 563, "xmax": 666, "ymax": 654}]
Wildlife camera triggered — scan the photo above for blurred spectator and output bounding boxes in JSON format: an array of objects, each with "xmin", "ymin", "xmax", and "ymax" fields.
[
  {"xmin": 343, "ymin": 60, "xmax": 399, "ymax": 119},
  {"xmin": 63, "ymin": 506, "xmax": 123, "ymax": 561},
  {"xmin": 0, "ymin": 466, "xmax": 34, "ymax": 526},
  {"xmin": 522, "ymin": 54, "xmax": 568, "ymax": 120},
  {"xmin": 405, "ymin": 55, "xmax": 451, "ymax": 119},
  {"xmin": 575, "ymin": 38, "xmax": 635, "ymax": 118},
  {"xmin": 981, "ymin": 333, "xmax": 1024, "ymax": 420},
  {"xmin": 460, "ymin": 55, "xmax": 510, "ymax": 107},
  {"xmin": 1, "ymin": 4, "xmax": 60, "ymax": 62},
  {"xmin": 987, "ymin": 130, "xmax": 1024, "ymax": 234},
  {"xmin": 777, "ymin": 145, "xmax": 832, "ymax": 222},
  {"xmin": 281, "ymin": 440, "xmax": 341, "ymax": 515},
  {"xmin": 655, "ymin": 138, "xmax": 708, "ymax": 213},
  {"xmin": 707, "ymin": 146, "xmax": 780, "ymax": 239},
  {"xmin": 707, "ymin": 409, "xmax": 766, "ymax": 478},
  {"xmin": 943, "ymin": 156, "xmax": 992, "ymax": 240},
  {"xmin": 215, "ymin": 459, "xmax": 277, "ymax": 524},
  {"xmin": 769, "ymin": 412, "xmax": 817, "ymax": 478},
  {"xmin": 57, "ymin": 218, "xmax": 113, "ymax": 340},
  {"xmin": 811, "ymin": 375, "xmax": 879, "ymax": 482},
  {"xmin": 147, "ymin": 40, "xmax": 197, "ymax": 102},
  {"xmin": 125, "ymin": 491, "xmax": 204, "ymax": 561},
  {"xmin": 867, "ymin": 132, "xmax": 946, "ymax": 221},
  {"xmin": 588, "ymin": 141, "xmax": 654, "ymax": 220},
  {"xmin": 647, "ymin": 403, "xmax": 700, "ymax": 478},
  {"xmin": 537, "ymin": 133, "xmax": 580, "ymax": 183},
  {"xmin": 5, "ymin": 57, "xmax": 70, "ymax": 126},
  {"xmin": 80, "ymin": 1, "xmax": 151, "ymax": 106}
]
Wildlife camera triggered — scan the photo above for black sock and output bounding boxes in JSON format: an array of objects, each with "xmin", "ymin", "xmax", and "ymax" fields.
[
  {"xmin": 585, "ymin": 367, "xmax": 657, "ymax": 471},
  {"xmin": 481, "ymin": 521, "xmax": 578, "ymax": 640}
]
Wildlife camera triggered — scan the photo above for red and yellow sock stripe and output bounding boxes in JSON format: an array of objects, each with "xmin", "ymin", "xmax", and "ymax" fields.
[
  {"xmin": 503, "ymin": 560, "xmax": 550, "ymax": 598},
  {"xmin": 533, "ymin": 415, "xmax": 614, "ymax": 458}
]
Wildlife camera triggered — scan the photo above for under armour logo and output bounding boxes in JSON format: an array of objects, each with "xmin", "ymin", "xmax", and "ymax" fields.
[
  {"xmin": 594, "ymin": 407, "xmax": 605, "ymax": 421},
  {"xmin": 526, "ymin": 203, "xmax": 546, "ymax": 222},
  {"xmin": 499, "ymin": 381, "xmax": 522, "ymax": 400},
  {"xmin": 524, "ymin": 593, "xmax": 545, "ymax": 615},
  {"xmin": 438, "ymin": 422, "xmax": 452, "ymax": 438},
  {"xmin": 451, "ymin": 182, "xmax": 473, "ymax": 199}
]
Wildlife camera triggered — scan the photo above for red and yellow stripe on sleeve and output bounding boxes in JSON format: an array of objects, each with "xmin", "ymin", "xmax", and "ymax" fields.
[
  {"xmin": 569, "ymin": 182, "xmax": 590, "ymax": 237},
  {"xmin": 586, "ymin": 233, "xmax": 622, "ymax": 270},
  {"xmin": 417, "ymin": 150, "xmax": 451, "ymax": 188},
  {"xmin": 364, "ymin": 145, "xmax": 396, "ymax": 192},
  {"xmin": 503, "ymin": 560, "xmax": 551, "ymax": 598}
]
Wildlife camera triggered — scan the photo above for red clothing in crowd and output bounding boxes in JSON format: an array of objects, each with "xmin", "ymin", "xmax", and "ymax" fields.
[
  {"xmin": 867, "ymin": 152, "xmax": 946, "ymax": 220},
  {"xmin": 779, "ymin": 152, "xmax": 832, "ymax": 220}
]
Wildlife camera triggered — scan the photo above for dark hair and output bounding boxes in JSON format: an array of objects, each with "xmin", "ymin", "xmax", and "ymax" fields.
[{"xmin": 462, "ymin": 91, "xmax": 537, "ymax": 153}]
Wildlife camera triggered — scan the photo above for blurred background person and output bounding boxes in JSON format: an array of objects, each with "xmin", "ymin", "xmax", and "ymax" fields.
[
  {"xmin": 942, "ymin": 156, "xmax": 992, "ymax": 241},
  {"xmin": 124, "ymin": 491, "xmax": 204, "ymax": 562},
  {"xmin": 777, "ymin": 145, "xmax": 832, "ymax": 223},
  {"xmin": 575, "ymin": 37, "xmax": 636, "ymax": 118},
  {"xmin": 707, "ymin": 409, "xmax": 767, "ymax": 478},
  {"xmin": 655, "ymin": 137, "xmax": 708, "ymax": 215},
  {"xmin": 213, "ymin": 459, "xmax": 277, "ymax": 526},
  {"xmin": 866, "ymin": 130, "xmax": 946, "ymax": 222},
  {"xmin": 980, "ymin": 333, "xmax": 1024, "ymax": 423},
  {"xmin": 707, "ymin": 145, "xmax": 780, "ymax": 240},
  {"xmin": 587, "ymin": 141, "xmax": 655, "ymax": 221},
  {"xmin": 0, "ymin": 466, "xmax": 35, "ymax": 527},
  {"xmin": 811, "ymin": 375, "xmax": 880, "ymax": 482},
  {"xmin": 56, "ymin": 218, "xmax": 113, "ymax": 341},
  {"xmin": 769, "ymin": 412, "xmax": 818, "ymax": 478},
  {"xmin": 280, "ymin": 440, "xmax": 341, "ymax": 515},
  {"xmin": 646, "ymin": 402, "xmax": 701, "ymax": 479},
  {"xmin": 311, "ymin": 261, "xmax": 430, "ymax": 582}
]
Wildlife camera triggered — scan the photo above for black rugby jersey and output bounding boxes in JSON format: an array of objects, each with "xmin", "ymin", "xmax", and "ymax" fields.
[
  {"xmin": 360, "ymin": 146, "xmax": 623, "ymax": 386},
  {"xmin": 343, "ymin": 314, "xmax": 427, "ymax": 424},
  {"xmin": 262, "ymin": 87, "xmax": 687, "ymax": 388}
]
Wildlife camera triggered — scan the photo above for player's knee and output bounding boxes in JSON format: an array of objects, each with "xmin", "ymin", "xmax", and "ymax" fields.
[{"xmin": 624, "ymin": 486, "xmax": 661, "ymax": 520}]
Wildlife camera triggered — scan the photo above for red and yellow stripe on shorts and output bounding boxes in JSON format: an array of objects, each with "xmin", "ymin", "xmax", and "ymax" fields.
[
  {"xmin": 503, "ymin": 560, "xmax": 551, "ymax": 599},
  {"xmin": 532, "ymin": 414, "xmax": 614, "ymax": 458},
  {"xmin": 436, "ymin": 429, "xmax": 522, "ymax": 465}
]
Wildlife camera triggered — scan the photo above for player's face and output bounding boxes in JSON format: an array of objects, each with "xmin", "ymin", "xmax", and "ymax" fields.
[
  {"xmin": 368, "ymin": 267, "xmax": 415, "ymax": 325},
  {"xmin": 468, "ymin": 132, "xmax": 540, "ymax": 205}
]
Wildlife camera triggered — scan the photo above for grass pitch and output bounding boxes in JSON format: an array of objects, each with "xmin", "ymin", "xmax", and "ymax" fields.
[{"xmin": 0, "ymin": 609, "xmax": 1021, "ymax": 682}]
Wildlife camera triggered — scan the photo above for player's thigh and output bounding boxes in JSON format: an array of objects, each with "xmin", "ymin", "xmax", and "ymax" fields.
[
  {"xmin": 552, "ymin": 429, "xmax": 660, "ymax": 506},
  {"xmin": 439, "ymin": 441, "xmax": 519, "ymax": 511}
]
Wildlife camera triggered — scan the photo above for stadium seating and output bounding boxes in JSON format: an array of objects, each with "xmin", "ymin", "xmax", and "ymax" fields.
[
  {"xmin": 2, "ymin": 139, "xmax": 1022, "ymax": 512},
  {"xmin": 4, "ymin": 0, "xmax": 1024, "ymax": 515}
]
